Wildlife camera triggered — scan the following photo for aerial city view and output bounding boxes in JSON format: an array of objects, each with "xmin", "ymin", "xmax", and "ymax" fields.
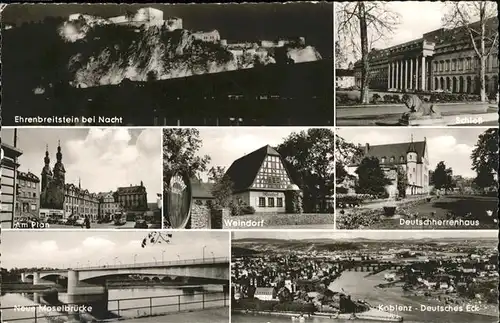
[{"xmin": 232, "ymin": 231, "xmax": 498, "ymax": 323}]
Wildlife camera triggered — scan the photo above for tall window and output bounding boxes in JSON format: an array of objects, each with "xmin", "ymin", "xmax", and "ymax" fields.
[
  {"xmin": 445, "ymin": 60, "xmax": 450, "ymax": 71},
  {"xmin": 452, "ymin": 59, "xmax": 456, "ymax": 71},
  {"xmin": 258, "ymin": 197, "xmax": 266, "ymax": 207},
  {"xmin": 277, "ymin": 198, "xmax": 283, "ymax": 208},
  {"xmin": 268, "ymin": 197, "xmax": 275, "ymax": 207},
  {"xmin": 466, "ymin": 57, "xmax": 471, "ymax": 70},
  {"xmin": 253, "ymin": 155, "xmax": 291, "ymax": 189},
  {"xmin": 439, "ymin": 61, "xmax": 444, "ymax": 72}
]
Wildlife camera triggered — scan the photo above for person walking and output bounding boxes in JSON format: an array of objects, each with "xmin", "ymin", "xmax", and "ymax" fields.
[{"xmin": 85, "ymin": 215, "xmax": 91, "ymax": 229}]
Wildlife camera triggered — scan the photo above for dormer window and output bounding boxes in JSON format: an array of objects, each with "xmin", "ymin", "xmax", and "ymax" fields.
[
  {"xmin": 381, "ymin": 157, "xmax": 386, "ymax": 163},
  {"xmin": 390, "ymin": 156, "xmax": 395, "ymax": 163},
  {"xmin": 400, "ymin": 156, "xmax": 405, "ymax": 162}
]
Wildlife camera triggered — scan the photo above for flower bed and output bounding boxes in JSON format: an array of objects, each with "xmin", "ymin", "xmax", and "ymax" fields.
[
  {"xmin": 336, "ymin": 198, "xmax": 428, "ymax": 229},
  {"xmin": 337, "ymin": 91, "xmax": 483, "ymax": 106}
]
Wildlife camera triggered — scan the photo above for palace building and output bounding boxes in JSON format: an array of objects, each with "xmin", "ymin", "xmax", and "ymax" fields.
[
  {"xmin": 347, "ymin": 137, "xmax": 430, "ymax": 196},
  {"xmin": 354, "ymin": 17, "xmax": 499, "ymax": 95},
  {"xmin": 115, "ymin": 183, "xmax": 148, "ymax": 212}
]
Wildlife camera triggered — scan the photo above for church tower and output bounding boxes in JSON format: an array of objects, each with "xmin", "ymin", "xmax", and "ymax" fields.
[
  {"xmin": 41, "ymin": 145, "xmax": 53, "ymax": 191},
  {"xmin": 406, "ymin": 135, "xmax": 418, "ymax": 195},
  {"xmin": 53, "ymin": 140, "xmax": 66, "ymax": 185}
]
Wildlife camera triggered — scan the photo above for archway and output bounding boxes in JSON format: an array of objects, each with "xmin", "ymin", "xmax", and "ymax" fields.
[
  {"xmin": 459, "ymin": 76, "xmax": 464, "ymax": 93},
  {"xmin": 434, "ymin": 77, "xmax": 439, "ymax": 90},
  {"xmin": 440, "ymin": 77, "xmax": 444, "ymax": 90},
  {"xmin": 452, "ymin": 77, "xmax": 457, "ymax": 93},
  {"xmin": 466, "ymin": 76, "xmax": 472, "ymax": 93}
]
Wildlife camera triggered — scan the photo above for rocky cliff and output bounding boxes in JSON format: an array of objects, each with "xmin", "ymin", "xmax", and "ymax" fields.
[{"xmin": 57, "ymin": 15, "xmax": 322, "ymax": 88}]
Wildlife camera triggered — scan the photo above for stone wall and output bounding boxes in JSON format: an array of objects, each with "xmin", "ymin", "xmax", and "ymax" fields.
[{"xmin": 190, "ymin": 204, "xmax": 227, "ymax": 229}]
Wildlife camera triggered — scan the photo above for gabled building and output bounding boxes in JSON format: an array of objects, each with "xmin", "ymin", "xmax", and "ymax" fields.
[
  {"xmin": 16, "ymin": 171, "xmax": 40, "ymax": 218},
  {"xmin": 225, "ymin": 145, "xmax": 298, "ymax": 213},
  {"xmin": 347, "ymin": 137, "xmax": 430, "ymax": 196}
]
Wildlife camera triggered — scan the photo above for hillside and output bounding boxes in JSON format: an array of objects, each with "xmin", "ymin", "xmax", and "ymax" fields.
[{"xmin": 2, "ymin": 15, "xmax": 322, "ymax": 92}]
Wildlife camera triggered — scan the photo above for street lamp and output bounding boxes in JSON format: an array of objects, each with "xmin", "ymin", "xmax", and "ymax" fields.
[
  {"xmin": 211, "ymin": 251, "xmax": 215, "ymax": 261},
  {"xmin": 76, "ymin": 262, "xmax": 80, "ymax": 268},
  {"xmin": 134, "ymin": 254, "xmax": 138, "ymax": 264},
  {"xmin": 176, "ymin": 254, "xmax": 180, "ymax": 260},
  {"xmin": 114, "ymin": 257, "xmax": 119, "ymax": 266},
  {"xmin": 203, "ymin": 245, "xmax": 207, "ymax": 261},
  {"xmin": 162, "ymin": 250, "xmax": 166, "ymax": 262},
  {"xmin": 153, "ymin": 257, "xmax": 157, "ymax": 264}
]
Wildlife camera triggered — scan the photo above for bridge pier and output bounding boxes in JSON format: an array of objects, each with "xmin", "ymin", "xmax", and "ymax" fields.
[
  {"xmin": 67, "ymin": 270, "xmax": 109, "ymax": 318},
  {"xmin": 33, "ymin": 292, "xmax": 41, "ymax": 304},
  {"xmin": 33, "ymin": 272, "xmax": 40, "ymax": 285}
]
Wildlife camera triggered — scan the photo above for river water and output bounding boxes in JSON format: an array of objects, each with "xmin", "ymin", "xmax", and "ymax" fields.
[
  {"xmin": 233, "ymin": 271, "xmax": 498, "ymax": 323},
  {"xmin": 1, "ymin": 285, "xmax": 227, "ymax": 322}
]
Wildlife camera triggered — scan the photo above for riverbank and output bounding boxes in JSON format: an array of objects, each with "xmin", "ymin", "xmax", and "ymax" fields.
[{"xmin": 114, "ymin": 306, "xmax": 229, "ymax": 322}]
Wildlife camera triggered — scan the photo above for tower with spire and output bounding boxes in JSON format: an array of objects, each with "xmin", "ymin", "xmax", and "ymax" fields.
[
  {"xmin": 406, "ymin": 134, "xmax": 418, "ymax": 195},
  {"xmin": 53, "ymin": 140, "xmax": 66, "ymax": 185},
  {"xmin": 41, "ymin": 145, "xmax": 53, "ymax": 191}
]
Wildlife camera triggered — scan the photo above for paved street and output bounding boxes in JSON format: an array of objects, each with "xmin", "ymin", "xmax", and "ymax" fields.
[{"xmin": 336, "ymin": 105, "xmax": 498, "ymax": 126}]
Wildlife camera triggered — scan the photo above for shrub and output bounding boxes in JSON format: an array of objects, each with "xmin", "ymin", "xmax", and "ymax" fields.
[
  {"xmin": 371, "ymin": 93, "xmax": 381, "ymax": 103},
  {"xmin": 401, "ymin": 93, "xmax": 411, "ymax": 102},
  {"xmin": 241, "ymin": 206, "xmax": 256, "ymax": 215},
  {"xmin": 392, "ymin": 94, "xmax": 401, "ymax": 102},
  {"xmin": 383, "ymin": 94, "xmax": 393, "ymax": 102}
]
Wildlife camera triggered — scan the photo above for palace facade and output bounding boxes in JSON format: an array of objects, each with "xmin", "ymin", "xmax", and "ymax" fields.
[
  {"xmin": 354, "ymin": 18, "xmax": 499, "ymax": 95},
  {"xmin": 115, "ymin": 183, "xmax": 148, "ymax": 211},
  {"xmin": 347, "ymin": 137, "xmax": 430, "ymax": 196}
]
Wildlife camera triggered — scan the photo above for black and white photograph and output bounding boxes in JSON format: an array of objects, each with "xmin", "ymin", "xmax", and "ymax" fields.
[
  {"xmin": 231, "ymin": 230, "xmax": 499, "ymax": 323},
  {"xmin": 335, "ymin": 127, "xmax": 499, "ymax": 230},
  {"xmin": 163, "ymin": 128, "xmax": 334, "ymax": 230},
  {"xmin": 335, "ymin": 1, "xmax": 499, "ymax": 126},
  {"xmin": 0, "ymin": 128, "xmax": 162, "ymax": 229},
  {"xmin": 1, "ymin": 3, "xmax": 333, "ymax": 127},
  {"xmin": 0, "ymin": 230, "xmax": 230, "ymax": 323}
]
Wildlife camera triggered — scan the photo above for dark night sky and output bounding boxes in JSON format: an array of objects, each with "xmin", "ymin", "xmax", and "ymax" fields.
[{"xmin": 2, "ymin": 3, "xmax": 333, "ymax": 58}]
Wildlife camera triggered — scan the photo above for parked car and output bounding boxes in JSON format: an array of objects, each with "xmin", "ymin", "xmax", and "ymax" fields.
[
  {"xmin": 134, "ymin": 218, "xmax": 149, "ymax": 229},
  {"xmin": 75, "ymin": 217, "xmax": 85, "ymax": 227},
  {"xmin": 58, "ymin": 218, "xmax": 68, "ymax": 225},
  {"xmin": 46, "ymin": 217, "xmax": 58, "ymax": 224}
]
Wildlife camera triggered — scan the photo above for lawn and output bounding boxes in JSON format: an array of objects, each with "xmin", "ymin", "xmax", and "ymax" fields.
[{"xmin": 338, "ymin": 195, "xmax": 498, "ymax": 230}]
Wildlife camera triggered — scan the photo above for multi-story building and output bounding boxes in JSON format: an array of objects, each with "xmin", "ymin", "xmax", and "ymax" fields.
[
  {"xmin": 347, "ymin": 137, "xmax": 430, "ymax": 196},
  {"xmin": 64, "ymin": 181, "xmax": 100, "ymax": 221},
  {"xmin": 16, "ymin": 171, "xmax": 40, "ymax": 218},
  {"xmin": 98, "ymin": 191, "xmax": 122, "ymax": 220},
  {"xmin": 115, "ymin": 182, "xmax": 148, "ymax": 211},
  {"xmin": 192, "ymin": 30, "xmax": 221, "ymax": 43},
  {"xmin": 354, "ymin": 17, "xmax": 499, "ymax": 96},
  {"xmin": 1, "ymin": 142, "xmax": 23, "ymax": 228}
]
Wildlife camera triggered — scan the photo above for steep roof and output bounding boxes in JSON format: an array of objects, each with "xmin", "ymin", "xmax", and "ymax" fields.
[
  {"xmin": 17, "ymin": 171, "xmax": 40, "ymax": 183},
  {"xmin": 350, "ymin": 141, "xmax": 426, "ymax": 167},
  {"xmin": 225, "ymin": 145, "xmax": 282, "ymax": 192},
  {"xmin": 192, "ymin": 181, "xmax": 214, "ymax": 199},
  {"xmin": 117, "ymin": 185, "xmax": 146, "ymax": 194}
]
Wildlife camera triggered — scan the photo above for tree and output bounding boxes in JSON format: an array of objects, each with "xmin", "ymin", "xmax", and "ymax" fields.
[
  {"xmin": 163, "ymin": 129, "xmax": 211, "ymax": 191},
  {"xmin": 471, "ymin": 128, "xmax": 499, "ymax": 190},
  {"xmin": 396, "ymin": 166, "xmax": 408, "ymax": 198},
  {"xmin": 335, "ymin": 134, "xmax": 363, "ymax": 185},
  {"xmin": 442, "ymin": 2, "xmax": 498, "ymax": 101},
  {"xmin": 336, "ymin": 2, "xmax": 400, "ymax": 103},
  {"xmin": 208, "ymin": 166, "xmax": 234, "ymax": 208},
  {"xmin": 335, "ymin": 40, "xmax": 347, "ymax": 69},
  {"xmin": 277, "ymin": 129, "xmax": 335, "ymax": 212},
  {"xmin": 355, "ymin": 157, "xmax": 392, "ymax": 196},
  {"xmin": 431, "ymin": 161, "xmax": 454, "ymax": 194},
  {"xmin": 141, "ymin": 232, "xmax": 172, "ymax": 248}
]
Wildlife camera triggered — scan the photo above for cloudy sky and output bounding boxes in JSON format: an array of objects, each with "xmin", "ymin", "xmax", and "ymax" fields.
[
  {"xmin": 1, "ymin": 231, "xmax": 229, "ymax": 269},
  {"xmin": 1, "ymin": 128, "xmax": 161, "ymax": 201},
  {"xmin": 337, "ymin": 127, "xmax": 492, "ymax": 178},
  {"xmin": 335, "ymin": 1, "xmax": 483, "ymax": 66},
  {"xmin": 193, "ymin": 127, "xmax": 315, "ymax": 181},
  {"xmin": 233, "ymin": 230, "xmax": 498, "ymax": 241}
]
